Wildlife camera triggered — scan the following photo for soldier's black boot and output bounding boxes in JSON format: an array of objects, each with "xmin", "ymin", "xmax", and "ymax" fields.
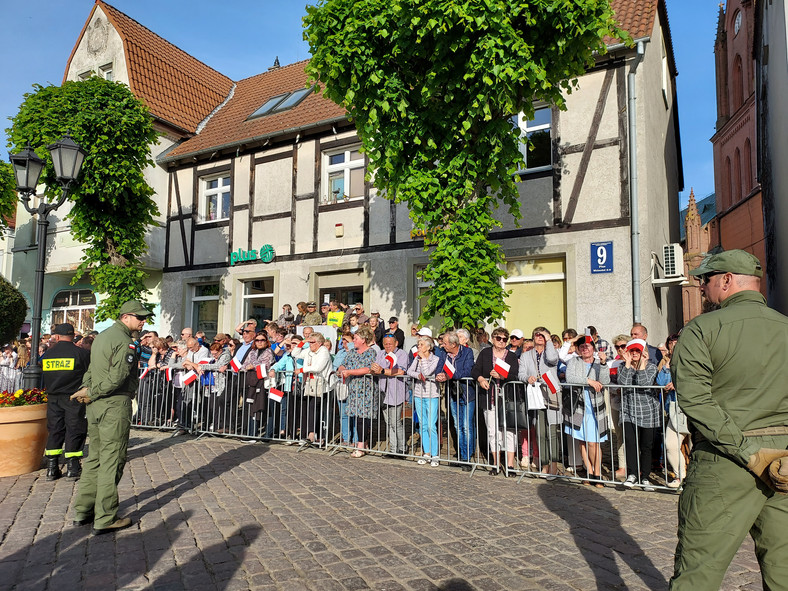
[
  {"xmin": 66, "ymin": 457, "xmax": 81, "ymax": 480},
  {"xmin": 46, "ymin": 457, "xmax": 62, "ymax": 481}
]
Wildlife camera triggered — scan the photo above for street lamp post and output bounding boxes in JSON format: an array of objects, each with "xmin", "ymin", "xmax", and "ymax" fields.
[{"xmin": 9, "ymin": 134, "xmax": 86, "ymax": 390}]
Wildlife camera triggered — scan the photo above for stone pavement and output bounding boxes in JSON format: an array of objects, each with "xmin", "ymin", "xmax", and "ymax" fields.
[{"xmin": 0, "ymin": 431, "xmax": 763, "ymax": 591}]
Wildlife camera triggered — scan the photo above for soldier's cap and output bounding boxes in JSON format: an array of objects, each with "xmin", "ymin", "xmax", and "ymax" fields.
[
  {"xmin": 690, "ymin": 249, "xmax": 763, "ymax": 278},
  {"xmin": 306, "ymin": 302, "xmax": 317, "ymax": 307},
  {"xmin": 118, "ymin": 300, "xmax": 154, "ymax": 318},
  {"xmin": 52, "ymin": 323, "xmax": 75, "ymax": 336}
]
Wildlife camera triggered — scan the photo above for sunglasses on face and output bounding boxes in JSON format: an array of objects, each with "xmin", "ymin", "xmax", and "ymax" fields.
[
  {"xmin": 255, "ymin": 338, "xmax": 267, "ymax": 343},
  {"xmin": 615, "ymin": 344, "xmax": 626, "ymax": 349},
  {"xmin": 700, "ymin": 272, "xmax": 723, "ymax": 285},
  {"xmin": 510, "ymin": 336, "xmax": 521, "ymax": 341},
  {"xmin": 133, "ymin": 315, "xmax": 148, "ymax": 321},
  {"xmin": 493, "ymin": 336, "xmax": 508, "ymax": 342}
]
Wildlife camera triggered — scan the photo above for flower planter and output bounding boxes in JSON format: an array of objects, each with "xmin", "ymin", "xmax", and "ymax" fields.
[{"xmin": 0, "ymin": 404, "xmax": 48, "ymax": 477}]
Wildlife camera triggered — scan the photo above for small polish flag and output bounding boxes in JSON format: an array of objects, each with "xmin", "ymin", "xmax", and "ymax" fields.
[
  {"xmin": 298, "ymin": 341, "xmax": 306, "ymax": 348},
  {"xmin": 385, "ymin": 353, "xmax": 397, "ymax": 369},
  {"xmin": 411, "ymin": 346, "xmax": 418, "ymax": 355},
  {"xmin": 268, "ymin": 388, "xmax": 284, "ymax": 402},
  {"xmin": 626, "ymin": 339, "xmax": 647, "ymax": 352},
  {"xmin": 164, "ymin": 367, "xmax": 173, "ymax": 382},
  {"xmin": 139, "ymin": 367, "xmax": 150, "ymax": 380},
  {"xmin": 541, "ymin": 372, "xmax": 559, "ymax": 394},
  {"xmin": 255, "ymin": 364, "xmax": 266, "ymax": 379},
  {"xmin": 199, "ymin": 359, "xmax": 211, "ymax": 365},
  {"xmin": 230, "ymin": 357, "xmax": 242, "ymax": 372},
  {"xmin": 493, "ymin": 357, "xmax": 510, "ymax": 378},
  {"xmin": 182, "ymin": 370, "xmax": 198, "ymax": 386},
  {"xmin": 585, "ymin": 327, "xmax": 593, "ymax": 344},
  {"xmin": 443, "ymin": 359, "xmax": 456, "ymax": 379},
  {"xmin": 128, "ymin": 343, "xmax": 136, "ymax": 350},
  {"xmin": 609, "ymin": 359, "xmax": 624, "ymax": 377}
]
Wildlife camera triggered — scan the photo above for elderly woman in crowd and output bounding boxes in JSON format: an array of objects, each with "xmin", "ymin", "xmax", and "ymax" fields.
[
  {"xmin": 268, "ymin": 336, "xmax": 297, "ymax": 438},
  {"xmin": 371, "ymin": 334, "xmax": 408, "ymax": 456},
  {"xmin": 609, "ymin": 333, "xmax": 631, "ymax": 480},
  {"xmin": 338, "ymin": 326, "xmax": 377, "ymax": 457},
  {"xmin": 564, "ymin": 337, "xmax": 610, "ymax": 486},
  {"xmin": 241, "ymin": 331, "xmax": 274, "ymax": 437},
  {"xmin": 407, "ymin": 335, "xmax": 441, "ymax": 466},
  {"xmin": 656, "ymin": 333, "xmax": 688, "ymax": 488},
  {"xmin": 518, "ymin": 326, "xmax": 562, "ymax": 477},
  {"xmin": 194, "ymin": 341, "xmax": 232, "ymax": 432},
  {"xmin": 299, "ymin": 332, "xmax": 333, "ymax": 444},
  {"xmin": 472, "ymin": 327, "xmax": 520, "ymax": 476},
  {"xmin": 618, "ymin": 338, "xmax": 660, "ymax": 490},
  {"xmin": 333, "ymin": 331, "xmax": 355, "ymax": 446}
]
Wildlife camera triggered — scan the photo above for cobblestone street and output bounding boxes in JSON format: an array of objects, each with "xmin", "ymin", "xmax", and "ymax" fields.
[{"xmin": 0, "ymin": 431, "xmax": 762, "ymax": 590}]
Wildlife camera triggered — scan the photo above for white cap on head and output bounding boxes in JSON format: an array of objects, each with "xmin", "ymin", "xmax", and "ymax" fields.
[{"xmin": 417, "ymin": 327, "xmax": 433, "ymax": 337}]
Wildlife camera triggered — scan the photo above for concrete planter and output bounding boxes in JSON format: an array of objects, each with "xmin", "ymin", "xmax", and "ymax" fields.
[{"xmin": 0, "ymin": 404, "xmax": 48, "ymax": 477}]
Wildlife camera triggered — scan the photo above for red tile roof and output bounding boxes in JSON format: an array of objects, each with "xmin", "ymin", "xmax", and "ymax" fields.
[
  {"xmin": 63, "ymin": 1, "xmax": 234, "ymax": 134},
  {"xmin": 610, "ymin": 0, "xmax": 659, "ymax": 41},
  {"xmin": 162, "ymin": 61, "xmax": 347, "ymax": 162}
]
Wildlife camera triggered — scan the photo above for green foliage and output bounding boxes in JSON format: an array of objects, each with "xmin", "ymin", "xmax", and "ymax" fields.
[
  {"xmin": 6, "ymin": 77, "xmax": 159, "ymax": 320},
  {"xmin": 304, "ymin": 0, "xmax": 628, "ymax": 330},
  {"xmin": 0, "ymin": 161, "xmax": 16, "ymax": 230},
  {"xmin": 0, "ymin": 275, "xmax": 27, "ymax": 344}
]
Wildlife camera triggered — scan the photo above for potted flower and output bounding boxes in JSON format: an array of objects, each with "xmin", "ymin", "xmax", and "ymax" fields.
[{"xmin": 0, "ymin": 388, "xmax": 48, "ymax": 477}]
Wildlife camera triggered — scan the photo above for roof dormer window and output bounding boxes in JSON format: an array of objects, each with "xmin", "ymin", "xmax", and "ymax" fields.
[{"xmin": 247, "ymin": 86, "xmax": 314, "ymax": 120}]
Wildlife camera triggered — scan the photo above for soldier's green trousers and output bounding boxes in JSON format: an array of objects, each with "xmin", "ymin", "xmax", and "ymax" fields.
[
  {"xmin": 670, "ymin": 437, "xmax": 788, "ymax": 591},
  {"xmin": 72, "ymin": 395, "xmax": 132, "ymax": 529}
]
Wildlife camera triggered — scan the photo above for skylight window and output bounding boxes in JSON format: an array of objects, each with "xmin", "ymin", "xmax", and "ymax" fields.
[{"xmin": 248, "ymin": 86, "xmax": 314, "ymax": 120}]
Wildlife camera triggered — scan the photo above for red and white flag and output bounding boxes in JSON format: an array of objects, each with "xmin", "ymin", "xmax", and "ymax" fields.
[
  {"xmin": 444, "ymin": 359, "xmax": 456, "ymax": 379},
  {"xmin": 268, "ymin": 388, "xmax": 284, "ymax": 402},
  {"xmin": 255, "ymin": 364, "xmax": 266, "ymax": 379},
  {"xmin": 585, "ymin": 327, "xmax": 593, "ymax": 344},
  {"xmin": 411, "ymin": 345, "xmax": 418, "ymax": 356},
  {"xmin": 541, "ymin": 372, "xmax": 559, "ymax": 394},
  {"xmin": 139, "ymin": 367, "xmax": 150, "ymax": 380},
  {"xmin": 198, "ymin": 359, "xmax": 211, "ymax": 365},
  {"xmin": 385, "ymin": 353, "xmax": 397, "ymax": 370},
  {"xmin": 493, "ymin": 357, "xmax": 510, "ymax": 378},
  {"xmin": 230, "ymin": 357, "xmax": 242, "ymax": 372},
  {"xmin": 164, "ymin": 367, "xmax": 173, "ymax": 382},
  {"xmin": 182, "ymin": 370, "xmax": 198, "ymax": 386}
]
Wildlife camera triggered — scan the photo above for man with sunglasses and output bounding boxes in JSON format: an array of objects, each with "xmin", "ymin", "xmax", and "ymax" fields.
[
  {"xmin": 70, "ymin": 300, "xmax": 153, "ymax": 535},
  {"xmin": 670, "ymin": 250, "xmax": 788, "ymax": 590},
  {"xmin": 507, "ymin": 329, "xmax": 525, "ymax": 359}
]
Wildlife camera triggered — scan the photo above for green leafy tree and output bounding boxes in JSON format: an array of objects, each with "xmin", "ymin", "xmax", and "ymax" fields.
[
  {"xmin": 6, "ymin": 77, "xmax": 159, "ymax": 320},
  {"xmin": 0, "ymin": 275, "xmax": 27, "ymax": 344},
  {"xmin": 304, "ymin": 0, "xmax": 627, "ymax": 329},
  {"xmin": 0, "ymin": 161, "xmax": 16, "ymax": 230}
]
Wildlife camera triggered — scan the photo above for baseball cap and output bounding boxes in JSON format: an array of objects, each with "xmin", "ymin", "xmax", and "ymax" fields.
[
  {"xmin": 417, "ymin": 327, "xmax": 433, "ymax": 337},
  {"xmin": 53, "ymin": 323, "xmax": 75, "ymax": 336},
  {"xmin": 690, "ymin": 249, "xmax": 763, "ymax": 278},
  {"xmin": 510, "ymin": 329, "xmax": 524, "ymax": 339},
  {"xmin": 389, "ymin": 316, "xmax": 399, "ymax": 323},
  {"xmin": 118, "ymin": 300, "xmax": 154, "ymax": 318}
]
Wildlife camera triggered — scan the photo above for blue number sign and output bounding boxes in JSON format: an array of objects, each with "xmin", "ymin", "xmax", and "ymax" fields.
[{"xmin": 591, "ymin": 241, "xmax": 613, "ymax": 274}]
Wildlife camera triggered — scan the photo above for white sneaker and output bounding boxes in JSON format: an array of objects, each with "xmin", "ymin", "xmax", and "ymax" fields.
[
  {"xmin": 623, "ymin": 475, "xmax": 637, "ymax": 488},
  {"xmin": 430, "ymin": 460, "xmax": 439, "ymax": 467},
  {"xmin": 667, "ymin": 479, "xmax": 682, "ymax": 489},
  {"xmin": 417, "ymin": 457, "xmax": 428, "ymax": 465},
  {"xmin": 641, "ymin": 479, "xmax": 655, "ymax": 492}
]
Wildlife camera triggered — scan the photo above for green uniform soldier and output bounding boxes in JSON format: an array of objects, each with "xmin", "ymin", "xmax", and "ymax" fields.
[
  {"xmin": 670, "ymin": 250, "xmax": 788, "ymax": 590},
  {"xmin": 70, "ymin": 300, "xmax": 153, "ymax": 535}
]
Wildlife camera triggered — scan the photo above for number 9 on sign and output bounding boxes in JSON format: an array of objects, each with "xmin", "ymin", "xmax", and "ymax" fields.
[{"xmin": 590, "ymin": 241, "xmax": 613, "ymax": 274}]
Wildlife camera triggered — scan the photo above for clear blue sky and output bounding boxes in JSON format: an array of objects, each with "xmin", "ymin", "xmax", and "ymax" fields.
[{"xmin": 1, "ymin": 0, "xmax": 719, "ymax": 209}]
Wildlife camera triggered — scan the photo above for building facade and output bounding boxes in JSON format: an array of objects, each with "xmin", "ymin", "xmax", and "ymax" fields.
[{"xmin": 13, "ymin": 0, "xmax": 684, "ymax": 343}]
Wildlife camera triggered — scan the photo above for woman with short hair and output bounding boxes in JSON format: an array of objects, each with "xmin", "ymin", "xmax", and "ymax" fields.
[
  {"xmin": 338, "ymin": 326, "xmax": 377, "ymax": 457},
  {"xmin": 407, "ymin": 336, "xmax": 441, "ymax": 466},
  {"xmin": 299, "ymin": 332, "xmax": 332, "ymax": 444}
]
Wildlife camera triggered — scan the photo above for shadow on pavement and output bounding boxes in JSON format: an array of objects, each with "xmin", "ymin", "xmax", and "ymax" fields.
[
  {"xmin": 439, "ymin": 579, "xmax": 475, "ymax": 590},
  {"xmin": 537, "ymin": 482, "xmax": 669, "ymax": 590}
]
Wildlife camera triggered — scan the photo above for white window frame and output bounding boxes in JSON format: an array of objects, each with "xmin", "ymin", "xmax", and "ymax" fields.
[
  {"xmin": 50, "ymin": 289, "xmax": 97, "ymax": 334},
  {"xmin": 242, "ymin": 278, "xmax": 276, "ymax": 324},
  {"xmin": 513, "ymin": 106, "xmax": 552, "ymax": 174},
  {"xmin": 321, "ymin": 146, "xmax": 365, "ymax": 205},
  {"xmin": 100, "ymin": 63, "xmax": 113, "ymax": 81},
  {"xmin": 190, "ymin": 282, "xmax": 220, "ymax": 335},
  {"xmin": 198, "ymin": 173, "xmax": 231, "ymax": 223}
]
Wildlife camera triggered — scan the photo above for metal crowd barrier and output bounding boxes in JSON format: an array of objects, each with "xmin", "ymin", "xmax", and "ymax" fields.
[
  {"xmin": 133, "ymin": 366, "xmax": 686, "ymax": 492},
  {"xmin": 0, "ymin": 367, "xmax": 23, "ymax": 393}
]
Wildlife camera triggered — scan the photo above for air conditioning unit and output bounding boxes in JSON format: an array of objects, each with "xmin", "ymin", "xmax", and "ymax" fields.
[{"xmin": 663, "ymin": 243, "xmax": 683, "ymax": 278}]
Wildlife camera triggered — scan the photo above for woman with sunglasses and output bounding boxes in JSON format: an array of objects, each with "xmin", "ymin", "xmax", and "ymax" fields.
[
  {"xmin": 609, "ymin": 334, "xmax": 631, "ymax": 480},
  {"xmin": 471, "ymin": 327, "xmax": 520, "ymax": 475},
  {"xmin": 299, "ymin": 332, "xmax": 333, "ymax": 445},
  {"xmin": 242, "ymin": 332, "xmax": 274, "ymax": 437}
]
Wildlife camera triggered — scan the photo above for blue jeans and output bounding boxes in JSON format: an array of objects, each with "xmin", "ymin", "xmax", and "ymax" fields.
[
  {"xmin": 450, "ymin": 397, "xmax": 476, "ymax": 461},
  {"xmin": 413, "ymin": 396, "xmax": 439, "ymax": 458},
  {"xmin": 338, "ymin": 399, "xmax": 355, "ymax": 443}
]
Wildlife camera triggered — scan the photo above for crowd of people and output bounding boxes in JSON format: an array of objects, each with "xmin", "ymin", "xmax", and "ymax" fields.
[{"xmin": 122, "ymin": 299, "xmax": 685, "ymax": 491}]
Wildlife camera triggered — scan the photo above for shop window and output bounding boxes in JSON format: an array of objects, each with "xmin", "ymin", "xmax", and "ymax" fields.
[
  {"xmin": 321, "ymin": 146, "xmax": 365, "ymax": 205},
  {"xmin": 50, "ymin": 289, "xmax": 96, "ymax": 335},
  {"xmin": 243, "ymin": 278, "xmax": 275, "ymax": 326},
  {"xmin": 191, "ymin": 283, "xmax": 220, "ymax": 338},
  {"xmin": 199, "ymin": 174, "xmax": 231, "ymax": 222},
  {"xmin": 512, "ymin": 106, "xmax": 552, "ymax": 173},
  {"xmin": 318, "ymin": 286, "xmax": 363, "ymax": 308}
]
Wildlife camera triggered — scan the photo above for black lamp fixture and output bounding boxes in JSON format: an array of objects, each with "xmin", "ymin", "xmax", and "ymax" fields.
[{"xmin": 8, "ymin": 134, "xmax": 86, "ymax": 389}]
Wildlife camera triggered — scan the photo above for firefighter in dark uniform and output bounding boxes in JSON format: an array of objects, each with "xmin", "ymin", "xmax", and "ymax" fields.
[
  {"xmin": 71, "ymin": 300, "xmax": 152, "ymax": 534},
  {"xmin": 41, "ymin": 323, "xmax": 91, "ymax": 480}
]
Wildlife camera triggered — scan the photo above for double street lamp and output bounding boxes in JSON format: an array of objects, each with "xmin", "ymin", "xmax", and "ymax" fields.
[{"xmin": 8, "ymin": 134, "xmax": 86, "ymax": 389}]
